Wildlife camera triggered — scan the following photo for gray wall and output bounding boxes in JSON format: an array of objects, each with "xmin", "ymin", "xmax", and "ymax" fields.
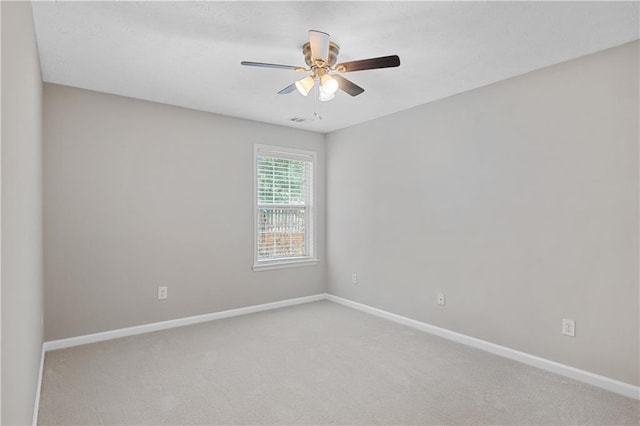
[
  {"xmin": 327, "ymin": 42, "xmax": 639, "ymax": 386},
  {"xmin": 1, "ymin": 1, "xmax": 44, "ymax": 424},
  {"xmin": 43, "ymin": 84, "xmax": 326, "ymax": 341}
]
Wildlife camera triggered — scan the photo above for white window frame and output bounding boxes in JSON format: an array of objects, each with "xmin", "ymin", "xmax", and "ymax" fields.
[{"xmin": 253, "ymin": 144, "xmax": 319, "ymax": 271}]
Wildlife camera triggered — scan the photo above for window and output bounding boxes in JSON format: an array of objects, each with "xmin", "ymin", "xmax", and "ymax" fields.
[{"xmin": 253, "ymin": 145, "xmax": 318, "ymax": 270}]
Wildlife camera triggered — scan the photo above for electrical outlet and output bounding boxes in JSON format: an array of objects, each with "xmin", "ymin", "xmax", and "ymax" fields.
[
  {"xmin": 437, "ymin": 292, "xmax": 446, "ymax": 306},
  {"xmin": 351, "ymin": 273, "xmax": 358, "ymax": 285},
  {"xmin": 157, "ymin": 286, "xmax": 168, "ymax": 300},
  {"xmin": 562, "ymin": 318, "xmax": 575, "ymax": 337}
]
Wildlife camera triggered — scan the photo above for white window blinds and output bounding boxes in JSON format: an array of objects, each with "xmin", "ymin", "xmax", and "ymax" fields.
[{"xmin": 255, "ymin": 147, "xmax": 315, "ymax": 264}]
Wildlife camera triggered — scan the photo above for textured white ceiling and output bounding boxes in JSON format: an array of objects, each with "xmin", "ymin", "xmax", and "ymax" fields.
[{"xmin": 32, "ymin": 1, "xmax": 638, "ymax": 133}]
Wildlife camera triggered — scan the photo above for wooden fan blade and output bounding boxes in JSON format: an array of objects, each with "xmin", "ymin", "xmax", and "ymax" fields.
[
  {"xmin": 335, "ymin": 55, "xmax": 400, "ymax": 73},
  {"xmin": 278, "ymin": 83, "xmax": 296, "ymax": 94},
  {"xmin": 241, "ymin": 61, "xmax": 305, "ymax": 71},
  {"xmin": 333, "ymin": 75, "xmax": 364, "ymax": 97},
  {"xmin": 309, "ymin": 30, "xmax": 330, "ymax": 62}
]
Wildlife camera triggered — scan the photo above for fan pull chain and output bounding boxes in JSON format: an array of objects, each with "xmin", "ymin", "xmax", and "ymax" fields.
[{"xmin": 314, "ymin": 82, "xmax": 323, "ymax": 121}]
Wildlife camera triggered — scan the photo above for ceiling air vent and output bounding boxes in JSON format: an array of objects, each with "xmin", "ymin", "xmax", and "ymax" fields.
[{"xmin": 289, "ymin": 117, "xmax": 309, "ymax": 123}]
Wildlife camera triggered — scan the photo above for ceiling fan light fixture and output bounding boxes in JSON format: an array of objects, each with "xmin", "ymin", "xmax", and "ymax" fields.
[
  {"xmin": 241, "ymin": 30, "xmax": 399, "ymax": 100},
  {"xmin": 320, "ymin": 74, "xmax": 339, "ymax": 95},
  {"xmin": 295, "ymin": 75, "xmax": 315, "ymax": 96}
]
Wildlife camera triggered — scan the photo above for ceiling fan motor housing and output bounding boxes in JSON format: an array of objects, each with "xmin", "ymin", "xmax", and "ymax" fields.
[{"xmin": 303, "ymin": 41, "xmax": 340, "ymax": 68}]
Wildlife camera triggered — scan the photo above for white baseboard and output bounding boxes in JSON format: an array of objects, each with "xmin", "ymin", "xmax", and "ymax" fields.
[
  {"xmin": 43, "ymin": 293, "xmax": 325, "ymax": 352},
  {"xmin": 325, "ymin": 294, "xmax": 639, "ymax": 400},
  {"xmin": 32, "ymin": 344, "xmax": 45, "ymax": 426},
  {"xmin": 38, "ymin": 292, "xmax": 639, "ymax": 405}
]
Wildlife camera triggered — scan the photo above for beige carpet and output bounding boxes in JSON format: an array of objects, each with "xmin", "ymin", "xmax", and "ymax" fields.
[{"xmin": 38, "ymin": 300, "xmax": 639, "ymax": 425}]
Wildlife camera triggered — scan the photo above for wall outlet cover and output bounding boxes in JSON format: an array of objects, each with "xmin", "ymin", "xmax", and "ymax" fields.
[
  {"xmin": 562, "ymin": 318, "xmax": 575, "ymax": 337},
  {"xmin": 158, "ymin": 286, "xmax": 168, "ymax": 300}
]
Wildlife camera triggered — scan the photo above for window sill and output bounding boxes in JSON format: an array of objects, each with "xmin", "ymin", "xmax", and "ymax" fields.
[{"xmin": 252, "ymin": 258, "xmax": 320, "ymax": 272}]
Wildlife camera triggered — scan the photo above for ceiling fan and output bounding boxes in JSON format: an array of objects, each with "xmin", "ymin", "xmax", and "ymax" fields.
[{"xmin": 241, "ymin": 30, "xmax": 400, "ymax": 102}]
